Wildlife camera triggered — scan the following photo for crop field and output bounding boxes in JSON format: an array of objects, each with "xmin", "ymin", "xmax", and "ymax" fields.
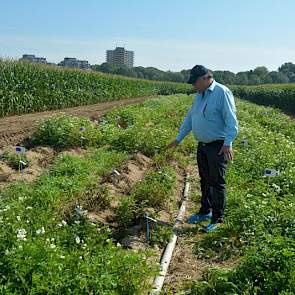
[
  {"xmin": 231, "ymin": 83, "xmax": 295, "ymax": 114},
  {"xmin": 0, "ymin": 60, "xmax": 192, "ymax": 118},
  {"xmin": 0, "ymin": 89, "xmax": 294, "ymax": 294}
]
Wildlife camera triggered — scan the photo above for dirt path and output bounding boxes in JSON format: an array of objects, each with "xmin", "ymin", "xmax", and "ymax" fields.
[
  {"xmin": 162, "ymin": 168, "xmax": 237, "ymax": 294},
  {"xmin": 0, "ymin": 96, "xmax": 151, "ymax": 148}
]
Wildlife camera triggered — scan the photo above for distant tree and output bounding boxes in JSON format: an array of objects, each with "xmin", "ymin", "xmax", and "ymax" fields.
[
  {"xmin": 93, "ymin": 62, "xmax": 116, "ymax": 73},
  {"xmin": 91, "ymin": 62, "xmax": 295, "ymax": 85},
  {"xmin": 213, "ymin": 71, "xmax": 236, "ymax": 84},
  {"xmin": 253, "ymin": 66, "xmax": 269, "ymax": 83},
  {"xmin": 235, "ymin": 72, "xmax": 249, "ymax": 85},
  {"xmin": 268, "ymin": 71, "xmax": 289, "ymax": 83},
  {"xmin": 253, "ymin": 66, "xmax": 268, "ymax": 77},
  {"xmin": 288, "ymin": 73, "xmax": 295, "ymax": 83},
  {"xmin": 223, "ymin": 71, "xmax": 236, "ymax": 84},
  {"xmin": 116, "ymin": 66, "xmax": 137, "ymax": 78},
  {"xmin": 165, "ymin": 71, "xmax": 185, "ymax": 82},
  {"xmin": 248, "ymin": 72, "xmax": 261, "ymax": 85},
  {"xmin": 278, "ymin": 62, "xmax": 295, "ymax": 80},
  {"xmin": 180, "ymin": 69, "xmax": 190, "ymax": 82},
  {"xmin": 264, "ymin": 75, "xmax": 273, "ymax": 84},
  {"xmin": 213, "ymin": 71, "xmax": 225, "ymax": 84}
]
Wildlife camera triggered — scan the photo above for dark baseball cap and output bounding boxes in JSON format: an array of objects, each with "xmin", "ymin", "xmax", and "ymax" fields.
[{"xmin": 187, "ymin": 65, "xmax": 209, "ymax": 84}]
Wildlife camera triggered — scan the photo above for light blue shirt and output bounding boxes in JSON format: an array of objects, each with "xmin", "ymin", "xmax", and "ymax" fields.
[{"xmin": 176, "ymin": 80, "xmax": 238, "ymax": 146}]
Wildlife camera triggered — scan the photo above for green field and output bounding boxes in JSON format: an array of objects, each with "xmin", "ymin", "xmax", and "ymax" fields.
[
  {"xmin": 1, "ymin": 92, "xmax": 295, "ymax": 294},
  {"xmin": 231, "ymin": 83, "xmax": 295, "ymax": 114},
  {"xmin": 0, "ymin": 59, "xmax": 192, "ymax": 117}
]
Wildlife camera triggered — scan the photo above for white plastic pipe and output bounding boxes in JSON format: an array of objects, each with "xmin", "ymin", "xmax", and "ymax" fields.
[{"xmin": 150, "ymin": 174, "xmax": 190, "ymax": 295}]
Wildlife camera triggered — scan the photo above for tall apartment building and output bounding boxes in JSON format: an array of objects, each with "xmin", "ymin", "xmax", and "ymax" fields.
[{"xmin": 106, "ymin": 47, "xmax": 134, "ymax": 68}]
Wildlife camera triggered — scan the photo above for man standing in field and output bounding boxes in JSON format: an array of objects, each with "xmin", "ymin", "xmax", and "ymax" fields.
[{"xmin": 167, "ymin": 65, "xmax": 238, "ymax": 232}]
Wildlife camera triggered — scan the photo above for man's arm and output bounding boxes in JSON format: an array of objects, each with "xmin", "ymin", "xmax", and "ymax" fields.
[
  {"xmin": 221, "ymin": 90, "xmax": 238, "ymax": 147},
  {"xmin": 176, "ymin": 108, "xmax": 193, "ymax": 142},
  {"xmin": 219, "ymin": 89, "xmax": 238, "ymax": 161},
  {"xmin": 167, "ymin": 108, "xmax": 193, "ymax": 149}
]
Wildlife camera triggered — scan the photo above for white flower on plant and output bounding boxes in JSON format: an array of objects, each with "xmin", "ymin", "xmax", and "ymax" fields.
[
  {"xmin": 50, "ymin": 244, "xmax": 56, "ymax": 249},
  {"xmin": 58, "ymin": 220, "xmax": 67, "ymax": 227},
  {"xmin": 60, "ymin": 255, "xmax": 65, "ymax": 259},
  {"xmin": 2, "ymin": 205, "xmax": 10, "ymax": 212},
  {"xmin": 36, "ymin": 227, "xmax": 45, "ymax": 235},
  {"xmin": 26, "ymin": 206, "xmax": 33, "ymax": 210},
  {"xmin": 75, "ymin": 236, "xmax": 81, "ymax": 244},
  {"xmin": 17, "ymin": 228, "xmax": 27, "ymax": 241},
  {"xmin": 16, "ymin": 216, "xmax": 21, "ymax": 221}
]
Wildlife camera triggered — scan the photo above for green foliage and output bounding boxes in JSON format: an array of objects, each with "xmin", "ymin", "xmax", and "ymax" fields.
[
  {"xmin": 0, "ymin": 150, "xmax": 30, "ymax": 170},
  {"xmin": 116, "ymin": 166, "xmax": 177, "ymax": 229},
  {"xmin": 149, "ymin": 225, "xmax": 172, "ymax": 247},
  {"xmin": 185, "ymin": 98, "xmax": 295, "ymax": 294},
  {"xmin": 188, "ymin": 237, "xmax": 295, "ymax": 295},
  {"xmin": 0, "ymin": 59, "xmax": 191, "ymax": 117},
  {"xmin": 3, "ymin": 88, "xmax": 295, "ymax": 293},
  {"xmin": 82, "ymin": 183, "xmax": 111, "ymax": 211},
  {"xmin": 132, "ymin": 166, "xmax": 176, "ymax": 208},
  {"xmin": 92, "ymin": 62, "xmax": 189, "ymax": 83},
  {"xmin": 0, "ymin": 94, "xmax": 197, "ymax": 293},
  {"xmin": 0, "ymin": 147, "xmax": 153, "ymax": 294},
  {"xmin": 32, "ymin": 114, "xmax": 100, "ymax": 149},
  {"xmin": 30, "ymin": 95, "xmax": 196, "ymax": 158},
  {"xmin": 231, "ymin": 84, "xmax": 295, "ymax": 114},
  {"xmin": 116, "ymin": 196, "xmax": 137, "ymax": 229},
  {"xmin": 93, "ymin": 61, "xmax": 295, "ymax": 85}
]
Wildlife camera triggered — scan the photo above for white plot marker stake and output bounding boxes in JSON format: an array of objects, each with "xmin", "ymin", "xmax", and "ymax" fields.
[
  {"xmin": 241, "ymin": 138, "xmax": 248, "ymax": 147},
  {"xmin": 264, "ymin": 168, "xmax": 278, "ymax": 177},
  {"xmin": 15, "ymin": 146, "xmax": 27, "ymax": 180},
  {"xmin": 111, "ymin": 169, "xmax": 120, "ymax": 185},
  {"xmin": 15, "ymin": 146, "xmax": 26, "ymax": 154}
]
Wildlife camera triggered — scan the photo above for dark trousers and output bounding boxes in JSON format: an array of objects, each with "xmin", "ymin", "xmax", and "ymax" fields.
[{"xmin": 197, "ymin": 140, "xmax": 227, "ymax": 223}]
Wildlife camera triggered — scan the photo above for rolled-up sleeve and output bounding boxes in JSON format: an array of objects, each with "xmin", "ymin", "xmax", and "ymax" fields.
[
  {"xmin": 176, "ymin": 108, "xmax": 192, "ymax": 143},
  {"xmin": 221, "ymin": 90, "xmax": 238, "ymax": 146}
]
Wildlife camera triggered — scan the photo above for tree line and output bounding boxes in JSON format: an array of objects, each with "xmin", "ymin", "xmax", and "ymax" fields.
[{"xmin": 91, "ymin": 62, "xmax": 295, "ymax": 85}]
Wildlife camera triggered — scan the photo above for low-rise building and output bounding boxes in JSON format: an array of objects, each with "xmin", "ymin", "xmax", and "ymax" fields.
[
  {"xmin": 20, "ymin": 54, "xmax": 47, "ymax": 64},
  {"xmin": 58, "ymin": 57, "xmax": 91, "ymax": 70}
]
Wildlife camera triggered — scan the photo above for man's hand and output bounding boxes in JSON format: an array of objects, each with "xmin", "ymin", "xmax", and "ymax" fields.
[
  {"xmin": 166, "ymin": 139, "xmax": 179, "ymax": 149},
  {"xmin": 218, "ymin": 146, "xmax": 233, "ymax": 161}
]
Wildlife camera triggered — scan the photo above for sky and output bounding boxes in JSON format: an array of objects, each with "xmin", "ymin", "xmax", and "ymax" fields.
[{"xmin": 1, "ymin": 0, "xmax": 295, "ymax": 73}]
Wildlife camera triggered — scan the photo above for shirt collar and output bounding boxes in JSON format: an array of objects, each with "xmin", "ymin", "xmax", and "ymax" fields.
[
  {"xmin": 200, "ymin": 80, "xmax": 216, "ymax": 98},
  {"xmin": 207, "ymin": 80, "xmax": 216, "ymax": 92}
]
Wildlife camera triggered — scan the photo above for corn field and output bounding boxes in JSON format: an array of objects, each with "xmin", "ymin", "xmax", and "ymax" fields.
[{"xmin": 0, "ymin": 59, "xmax": 192, "ymax": 117}]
